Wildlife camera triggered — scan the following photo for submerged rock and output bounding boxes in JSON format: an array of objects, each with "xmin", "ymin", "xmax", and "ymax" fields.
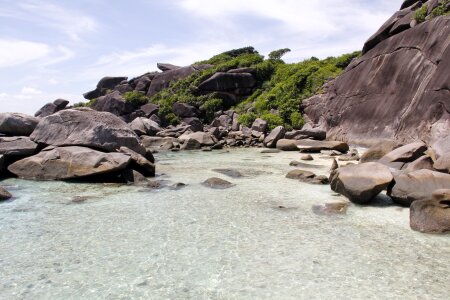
[
  {"xmin": 330, "ymin": 162, "xmax": 393, "ymax": 204},
  {"xmin": 312, "ymin": 202, "xmax": 349, "ymax": 216},
  {"xmin": 286, "ymin": 169, "xmax": 329, "ymax": 185},
  {"xmin": 410, "ymin": 189, "xmax": 450, "ymax": 234},
  {"xmin": 213, "ymin": 168, "xmax": 243, "ymax": 178},
  {"xmin": 30, "ymin": 109, "xmax": 145, "ymax": 155},
  {"xmin": 202, "ymin": 177, "xmax": 234, "ymax": 189},
  {"xmin": 0, "ymin": 186, "xmax": 12, "ymax": 200},
  {"xmin": 8, "ymin": 146, "xmax": 131, "ymax": 180},
  {"xmin": 118, "ymin": 146, "xmax": 155, "ymax": 177},
  {"xmin": 301, "ymin": 154, "xmax": 314, "ymax": 161},
  {"xmin": 359, "ymin": 140, "xmax": 399, "ymax": 163},
  {"xmin": 0, "ymin": 113, "xmax": 39, "ymax": 136}
]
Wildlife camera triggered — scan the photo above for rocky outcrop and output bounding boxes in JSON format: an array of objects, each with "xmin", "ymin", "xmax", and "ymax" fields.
[
  {"xmin": 330, "ymin": 162, "xmax": 393, "ymax": 204},
  {"xmin": 359, "ymin": 140, "xmax": 400, "ymax": 163},
  {"xmin": 90, "ymin": 91, "xmax": 135, "ymax": 118},
  {"xmin": 30, "ymin": 109, "xmax": 145, "ymax": 155},
  {"xmin": 84, "ymin": 76, "xmax": 128, "ymax": 100},
  {"xmin": 0, "ymin": 137, "xmax": 38, "ymax": 157},
  {"xmin": 35, "ymin": 99, "xmax": 69, "ymax": 118},
  {"xmin": 0, "ymin": 113, "xmax": 39, "ymax": 136},
  {"xmin": 378, "ymin": 142, "xmax": 427, "ymax": 169},
  {"xmin": 8, "ymin": 146, "xmax": 131, "ymax": 180},
  {"xmin": 302, "ymin": 5, "xmax": 450, "ymax": 144},
  {"xmin": 129, "ymin": 117, "xmax": 162, "ymax": 136},
  {"xmin": 147, "ymin": 66, "xmax": 198, "ymax": 97},
  {"xmin": 157, "ymin": 63, "xmax": 181, "ymax": 72},
  {"xmin": 198, "ymin": 72, "xmax": 256, "ymax": 92},
  {"xmin": 178, "ymin": 132, "xmax": 216, "ymax": 146},
  {"xmin": 172, "ymin": 102, "xmax": 199, "ymax": 118}
]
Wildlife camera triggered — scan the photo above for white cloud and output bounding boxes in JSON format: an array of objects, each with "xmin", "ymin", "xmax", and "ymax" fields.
[
  {"xmin": 0, "ymin": 39, "xmax": 50, "ymax": 67},
  {"xmin": 21, "ymin": 87, "xmax": 42, "ymax": 95}
]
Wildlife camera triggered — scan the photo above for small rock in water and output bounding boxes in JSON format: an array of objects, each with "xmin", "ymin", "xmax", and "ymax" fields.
[
  {"xmin": 202, "ymin": 177, "xmax": 234, "ymax": 189},
  {"xmin": 71, "ymin": 196, "xmax": 89, "ymax": 204},
  {"xmin": 213, "ymin": 168, "xmax": 243, "ymax": 178},
  {"xmin": 312, "ymin": 202, "xmax": 349, "ymax": 216},
  {"xmin": 261, "ymin": 149, "xmax": 281, "ymax": 154},
  {"xmin": 0, "ymin": 187, "xmax": 12, "ymax": 200},
  {"xmin": 301, "ymin": 154, "xmax": 314, "ymax": 161},
  {"xmin": 330, "ymin": 159, "xmax": 338, "ymax": 171},
  {"xmin": 170, "ymin": 182, "xmax": 187, "ymax": 190}
]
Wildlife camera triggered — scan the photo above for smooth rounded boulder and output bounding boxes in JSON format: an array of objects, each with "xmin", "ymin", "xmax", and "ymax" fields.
[
  {"xmin": 330, "ymin": 162, "xmax": 393, "ymax": 204},
  {"xmin": 388, "ymin": 169, "xmax": 450, "ymax": 206},
  {"xmin": 202, "ymin": 177, "xmax": 234, "ymax": 189},
  {"xmin": 263, "ymin": 126, "xmax": 286, "ymax": 148},
  {"xmin": 0, "ymin": 136, "xmax": 38, "ymax": 157},
  {"xmin": 0, "ymin": 113, "xmax": 39, "ymax": 136},
  {"xmin": 410, "ymin": 189, "xmax": 450, "ymax": 233},
  {"xmin": 8, "ymin": 146, "xmax": 131, "ymax": 180},
  {"xmin": 378, "ymin": 142, "xmax": 427, "ymax": 169},
  {"xmin": 178, "ymin": 132, "xmax": 216, "ymax": 146},
  {"xmin": 129, "ymin": 117, "xmax": 162, "ymax": 136},
  {"xmin": 30, "ymin": 109, "xmax": 146, "ymax": 155},
  {"xmin": 359, "ymin": 140, "xmax": 399, "ymax": 163}
]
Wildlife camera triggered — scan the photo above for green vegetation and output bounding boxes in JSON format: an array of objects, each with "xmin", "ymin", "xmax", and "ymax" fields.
[
  {"xmin": 122, "ymin": 91, "xmax": 149, "ymax": 107},
  {"xmin": 414, "ymin": 1, "xmax": 449, "ymax": 24}
]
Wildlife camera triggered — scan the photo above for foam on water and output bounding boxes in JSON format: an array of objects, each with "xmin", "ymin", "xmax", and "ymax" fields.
[{"xmin": 1, "ymin": 149, "xmax": 449, "ymax": 299}]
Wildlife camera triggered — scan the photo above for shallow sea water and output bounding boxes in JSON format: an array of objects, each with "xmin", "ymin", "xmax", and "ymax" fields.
[{"xmin": 0, "ymin": 148, "xmax": 449, "ymax": 299}]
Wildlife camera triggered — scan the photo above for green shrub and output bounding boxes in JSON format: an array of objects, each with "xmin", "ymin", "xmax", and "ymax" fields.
[
  {"xmin": 268, "ymin": 48, "xmax": 291, "ymax": 61},
  {"xmin": 290, "ymin": 112, "xmax": 304, "ymax": 129},
  {"xmin": 123, "ymin": 91, "xmax": 149, "ymax": 107},
  {"xmin": 164, "ymin": 113, "xmax": 180, "ymax": 126},
  {"xmin": 201, "ymin": 98, "xmax": 223, "ymax": 122},
  {"xmin": 238, "ymin": 112, "xmax": 257, "ymax": 128},
  {"xmin": 430, "ymin": 0, "xmax": 450, "ymax": 18},
  {"xmin": 414, "ymin": 4, "xmax": 428, "ymax": 23},
  {"xmin": 260, "ymin": 113, "xmax": 284, "ymax": 131}
]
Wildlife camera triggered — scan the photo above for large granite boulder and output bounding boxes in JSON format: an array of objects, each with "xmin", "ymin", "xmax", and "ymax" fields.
[
  {"xmin": 251, "ymin": 118, "xmax": 268, "ymax": 133},
  {"xmin": 30, "ymin": 109, "xmax": 145, "ymax": 155},
  {"xmin": 8, "ymin": 146, "xmax": 131, "ymax": 180},
  {"xmin": 296, "ymin": 140, "xmax": 349, "ymax": 153},
  {"xmin": 147, "ymin": 66, "xmax": 197, "ymax": 97},
  {"xmin": 118, "ymin": 146, "xmax": 155, "ymax": 177},
  {"xmin": 433, "ymin": 153, "xmax": 450, "ymax": 173},
  {"xmin": 359, "ymin": 140, "xmax": 400, "ymax": 163},
  {"xmin": 285, "ymin": 124, "xmax": 326, "ymax": 140},
  {"xmin": 197, "ymin": 72, "xmax": 256, "ymax": 92},
  {"xmin": 35, "ymin": 99, "xmax": 69, "ymax": 118},
  {"xmin": 157, "ymin": 63, "xmax": 181, "ymax": 72},
  {"xmin": 302, "ymin": 12, "xmax": 450, "ymax": 144},
  {"xmin": 211, "ymin": 114, "xmax": 233, "ymax": 128},
  {"xmin": 0, "ymin": 136, "xmax": 38, "ymax": 157},
  {"xmin": 388, "ymin": 169, "xmax": 450, "ymax": 206},
  {"xmin": 378, "ymin": 142, "xmax": 427, "ymax": 169},
  {"xmin": 410, "ymin": 189, "xmax": 450, "ymax": 233},
  {"xmin": 330, "ymin": 162, "xmax": 394, "ymax": 204},
  {"xmin": 178, "ymin": 132, "xmax": 216, "ymax": 146},
  {"xmin": 84, "ymin": 76, "xmax": 128, "ymax": 100},
  {"xmin": 140, "ymin": 103, "xmax": 159, "ymax": 117},
  {"xmin": 172, "ymin": 102, "xmax": 199, "ymax": 118},
  {"xmin": 264, "ymin": 126, "xmax": 286, "ymax": 148},
  {"xmin": 90, "ymin": 91, "xmax": 135, "ymax": 117},
  {"xmin": 129, "ymin": 117, "xmax": 162, "ymax": 136},
  {"xmin": 182, "ymin": 117, "xmax": 203, "ymax": 132},
  {"xmin": 0, "ymin": 113, "xmax": 39, "ymax": 136}
]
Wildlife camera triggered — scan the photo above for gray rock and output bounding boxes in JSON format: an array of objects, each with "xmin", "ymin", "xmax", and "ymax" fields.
[
  {"xmin": 141, "ymin": 136, "xmax": 179, "ymax": 148},
  {"xmin": 35, "ymin": 103, "xmax": 59, "ymax": 118},
  {"xmin": 263, "ymin": 126, "xmax": 286, "ymax": 148},
  {"xmin": 179, "ymin": 132, "xmax": 216, "ymax": 146},
  {"xmin": 8, "ymin": 146, "xmax": 131, "ymax": 180},
  {"xmin": 172, "ymin": 102, "xmax": 199, "ymax": 118},
  {"xmin": 331, "ymin": 159, "xmax": 339, "ymax": 171},
  {"xmin": 360, "ymin": 140, "xmax": 400, "ymax": 163},
  {"xmin": 53, "ymin": 99, "xmax": 69, "ymax": 110},
  {"xmin": 378, "ymin": 142, "xmax": 427, "ymax": 169},
  {"xmin": 286, "ymin": 169, "xmax": 328, "ymax": 185},
  {"xmin": 197, "ymin": 72, "xmax": 256, "ymax": 92},
  {"xmin": 181, "ymin": 138, "xmax": 201, "ymax": 150},
  {"xmin": 0, "ymin": 136, "xmax": 38, "ymax": 157},
  {"xmin": 434, "ymin": 153, "xmax": 450, "ymax": 173},
  {"xmin": 388, "ymin": 169, "xmax": 450, "ymax": 206},
  {"xmin": 213, "ymin": 168, "xmax": 243, "ymax": 178},
  {"xmin": 182, "ymin": 117, "xmax": 203, "ymax": 132},
  {"xmin": 140, "ymin": 103, "xmax": 159, "ymax": 117},
  {"xmin": 118, "ymin": 146, "xmax": 155, "ymax": 177},
  {"xmin": 402, "ymin": 155, "xmax": 435, "ymax": 172},
  {"xmin": 0, "ymin": 186, "xmax": 12, "ymax": 200},
  {"xmin": 130, "ymin": 117, "xmax": 162, "ymax": 136},
  {"xmin": 147, "ymin": 66, "xmax": 197, "ymax": 97},
  {"xmin": 251, "ymin": 118, "xmax": 267, "ymax": 133},
  {"xmin": 122, "ymin": 169, "xmax": 148, "ymax": 185},
  {"xmin": 30, "ymin": 109, "xmax": 145, "ymax": 155},
  {"xmin": 83, "ymin": 76, "xmax": 128, "ymax": 100},
  {"xmin": 202, "ymin": 177, "xmax": 234, "ymax": 189},
  {"xmin": 276, "ymin": 139, "xmax": 300, "ymax": 151},
  {"xmin": 211, "ymin": 115, "xmax": 233, "ymax": 128},
  {"xmin": 90, "ymin": 91, "xmax": 135, "ymax": 117},
  {"xmin": 157, "ymin": 63, "xmax": 181, "ymax": 72},
  {"xmin": 301, "ymin": 154, "xmax": 314, "ymax": 161},
  {"xmin": 296, "ymin": 140, "xmax": 349, "ymax": 153},
  {"xmin": 0, "ymin": 113, "xmax": 39, "ymax": 136},
  {"xmin": 330, "ymin": 162, "xmax": 394, "ymax": 204}
]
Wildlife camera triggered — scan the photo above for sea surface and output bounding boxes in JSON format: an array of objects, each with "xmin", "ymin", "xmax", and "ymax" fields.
[{"xmin": 1, "ymin": 148, "xmax": 449, "ymax": 299}]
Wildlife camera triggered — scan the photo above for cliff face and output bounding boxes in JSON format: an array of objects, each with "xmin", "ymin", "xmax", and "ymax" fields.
[{"xmin": 302, "ymin": 0, "xmax": 450, "ymax": 145}]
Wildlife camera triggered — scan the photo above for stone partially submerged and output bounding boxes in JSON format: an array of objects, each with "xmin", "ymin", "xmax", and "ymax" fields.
[
  {"xmin": 410, "ymin": 189, "xmax": 450, "ymax": 234},
  {"xmin": 30, "ymin": 109, "xmax": 146, "ymax": 155},
  {"xmin": 8, "ymin": 146, "xmax": 131, "ymax": 180},
  {"xmin": 330, "ymin": 162, "xmax": 393, "ymax": 204}
]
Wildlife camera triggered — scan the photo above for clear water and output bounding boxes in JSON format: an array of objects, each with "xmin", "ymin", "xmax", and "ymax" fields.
[{"xmin": 1, "ymin": 149, "xmax": 449, "ymax": 299}]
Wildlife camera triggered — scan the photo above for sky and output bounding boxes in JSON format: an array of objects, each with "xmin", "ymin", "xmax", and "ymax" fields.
[{"xmin": 0, "ymin": 0, "xmax": 402, "ymax": 115}]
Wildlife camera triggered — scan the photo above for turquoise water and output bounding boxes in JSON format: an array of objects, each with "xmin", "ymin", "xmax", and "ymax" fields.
[{"xmin": 1, "ymin": 149, "xmax": 449, "ymax": 299}]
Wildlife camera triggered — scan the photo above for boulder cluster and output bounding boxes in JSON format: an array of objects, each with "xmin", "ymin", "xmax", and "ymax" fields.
[{"xmin": 328, "ymin": 139, "xmax": 450, "ymax": 234}]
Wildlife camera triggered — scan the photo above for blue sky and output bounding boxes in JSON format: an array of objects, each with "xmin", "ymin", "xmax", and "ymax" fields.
[{"xmin": 0, "ymin": 0, "xmax": 402, "ymax": 114}]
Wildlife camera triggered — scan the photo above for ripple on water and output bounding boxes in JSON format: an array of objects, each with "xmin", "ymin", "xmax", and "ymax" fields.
[{"xmin": 0, "ymin": 148, "xmax": 450, "ymax": 299}]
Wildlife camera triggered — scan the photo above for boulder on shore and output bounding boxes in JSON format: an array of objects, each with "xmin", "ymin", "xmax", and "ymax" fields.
[
  {"xmin": 330, "ymin": 162, "xmax": 393, "ymax": 204},
  {"xmin": 129, "ymin": 117, "xmax": 162, "ymax": 136},
  {"xmin": 178, "ymin": 131, "xmax": 216, "ymax": 146},
  {"xmin": 83, "ymin": 76, "xmax": 128, "ymax": 100},
  {"xmin": 0, "ymin": 186, "xmax": 12, "ymax": 200},
  {"xmin": 378, "ymin": 141, "xmax": 427, "ymax": 169},
  {"xmin": 0, "ymin": 113, "xmax": 39, "ymax": 136},
  {"xmin": 296, "ymin": 140, "xmax": 349, "ymax": 153},
  {"xmin": 118, "ymin": 146, "xmax": 155, "ymax": 177},
  {"xmin": 388, "ymin": 169, "xmax": 450, "ymax": 206},
  {"xmin": 8, "ymin": 146, "xmax": 131, "ymax": 180},
  {"xmin": 410, "ymin": 189, "xmax": 450, "ymax": 234},
  {"xmin": 359, "ymin": 140, "xmax": 399, "ymax": 163},
  {"xmin": 30, "ymin": 109, "xmax": 146, "ymax": 155},
  {"xmin": 263, "ymin": 126, "xmax": 286, "ymax": 148},
  {"xmin": 0, "ymin": 136, "xmax": 38, "ymax": 157}
]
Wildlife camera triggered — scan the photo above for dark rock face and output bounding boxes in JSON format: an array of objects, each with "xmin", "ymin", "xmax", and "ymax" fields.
[
  {"xmin": 0, "ymin": 186, "xmax": 12, "ymax": 200},
  {"xmin": 0, "ymin": 154, "xmax": 4, "ymax": 173},
  {"xmin": 140, "ymin": 103, "xmax": 159, "ymax": 117},
  {"xmin": 302, "ymin": 14, "xmax": 450, "ymax": 144},
  {"xmin": 330, "ymin": 162, "xmax": 393, "ymax": 204},
  {"xmin": 90, "ymin": 91, "xmax": 135, "ymax": 117},
  {"xmin": 147, "ymin": 66, "xmax": 197, "ymax": 97},
  {"xmin": 197, "ymin": 72, "xmax": 256, "ymax": 92},
  {"xmin": 8, "ymin": 146, "xmax": 131, "ymax": 180},
  {"xmin": 35, "ymin": 99, "xmax": 70, "ymax": 117},
  {"xmin": 410, "ymin": 189, "xmax": 450, "ymax": 233},
  {"xmin": 202, "ymin": 177, "xmax": 234, "ymax": 189},
  {"xmin": 182, "ymin": 117, "xmax": 203, "ymax": 132},
  {"xmin": 388, "ymin": 169, "xmax": 450, "ymax": 206},
  {"xmin": 0, "ymin": 113, "xmax": 39, "ymax": 136},
  {"xmin": 180, "ymin": 138, "xmax": 201, "ymax": 150},
  {"xmin": 30, "ymin": 109, "xmax": 145, "ymax": 155},
  {"xmin": 157, "ymin": 63, "xmax": 181, "ymax": 72},
  {"xmin": 172, "ymin": 102, "xmax": 199, "ymax": 118},
  {"xmin": 53, "ymin": 99, "xmax": 69, "ymax": 109},
  {"xmin": 84, "ymin": 76, "xmax": 128, "ymax": 100},
  {"xmin": 0, "ymin": 136, "xmax": 38, "ymax": 157},
  {"xmin": 263, "ymin": 126, "xmax": 286, "ymax": 148},
  {"xmin": 211, "ymin": 114, "xmax": 233, "ymax": 128}
]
